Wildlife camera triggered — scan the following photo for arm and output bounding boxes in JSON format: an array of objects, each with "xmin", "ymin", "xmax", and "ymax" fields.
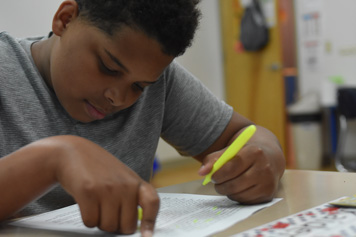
[
  {"xmin": 194, "ymin": 111, "xmax": 285, "ymax": 204},
  {"xmin": 0, "ymin": 135, "xmax": 158, "ymax": 236}
]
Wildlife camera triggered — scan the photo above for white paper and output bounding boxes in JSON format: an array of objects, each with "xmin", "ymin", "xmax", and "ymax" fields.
[{"xmin": 10, "ymin": 193, "xmax": 281, "ymax": 237}]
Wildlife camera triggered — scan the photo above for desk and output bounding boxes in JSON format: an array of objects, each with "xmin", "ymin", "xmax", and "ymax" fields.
[{"xmin": 1, "ymin": 169, "xmax": 356, "ymax": 236}]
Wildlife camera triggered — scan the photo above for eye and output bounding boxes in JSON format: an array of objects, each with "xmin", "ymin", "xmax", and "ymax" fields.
[
  {"xmin": 99, "ymin": 59, "xmax": 118, "ymax": 76},
  {"xmin": 133, "ymin": 82, "xmax": 144, "ymax": 92}
]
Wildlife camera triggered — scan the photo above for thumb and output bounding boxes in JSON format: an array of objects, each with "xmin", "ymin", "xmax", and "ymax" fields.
[{"xmin": 198, "ymin": 150, "xmax": 224, "ymax": 176}]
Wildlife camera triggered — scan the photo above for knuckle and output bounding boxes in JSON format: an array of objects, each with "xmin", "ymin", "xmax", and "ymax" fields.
[
  {"xmin": 140, "ymin": 184, "xmax": 159, "ymax": 203},
  {"xmin": 101, "ymin": 181, "xmax": 120, "ymax": 194},
  {"xmin": 80, "ymin": 179, "xmax": 118, "ymax": 196},
  {"xmin": 250, "ymin": 146, "xmax": 264, "ymax": 157},
  {"xmin": 259, "ymin": 162, "xmax": 273, "ymax": 175},
  {"xmin": 146, "ymin": 194, "xmax": 160, "ymax": 208},
  {"xmin": 80, "ymin": 179, "xmax": 97, "ymax": 194}
]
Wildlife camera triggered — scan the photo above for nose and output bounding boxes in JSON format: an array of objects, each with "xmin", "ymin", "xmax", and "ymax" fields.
[{"xmin": 104, "ymin": 87, "xmax": 127, "ymax": 106}]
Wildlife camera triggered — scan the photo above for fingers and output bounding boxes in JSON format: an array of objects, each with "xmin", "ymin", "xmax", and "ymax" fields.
[
  {"xmin": 78, "ymin": 199, "xmax": 100, "ymax": 228},
  {"xmin": 138, "ymin": 183, "xmax": 160, "ymax": 237},
  {"xmin": 198, "ymin": 150, "xmax": 223, "ymax": 176},
  {"xmin": 97, "ymin": 192, "xmax": 138, "ymax": 234},
  {"xmin": 214, "ymin": 167, "xmax": 276, "ymax": 204},
  {"xmin": 77, "ymin": 181, "xmax": 159, "ymax": 235},
  {"xmin": 98, "ymin": 200, "xmax": 120, "ymax": 233},
  {"xmin": 119, "ymin": 195, "xmax": 138, "ymax": 234},
  {"xmin": 212, "ymin": 145, "xmax": 278, "ymax": 204},
  {"xmin": 211, "ymin": 146, "xmax": 262, "ymax": 184},
  {"xmin": 53, "ymin": 137, "xmax": 160, "ymax": 235}
]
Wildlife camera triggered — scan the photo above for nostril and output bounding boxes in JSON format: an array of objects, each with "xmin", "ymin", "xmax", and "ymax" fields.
[
  {"xmin": 104, "ymin": 89, "xmax": 118, "ymax": 105},
  {"xmin": 107, "ymin": 97, "xmax": 114, "ymax": 104},
  {"xmin": 104, "ymin": 87, "xmax": 127, "ymax": 107}
]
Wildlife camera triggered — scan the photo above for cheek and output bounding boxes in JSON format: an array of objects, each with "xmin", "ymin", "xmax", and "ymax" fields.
[
  {"xmin": 129, "ymin": 92, "xmax": 142, "ymax": 105},
  {"xmin": 51, "ymin": 52, "xmax": 100, "ymax": 90},
  {"xmin": 132, "ymin": 88, "xmax": 146, "ymax": 102},
  {"xmin": 119, "ymin": 89, "xmax": 143, "ymax": 110},
  {"xmin": 50, "ymin": 52, "xmax": 77, "ymax": 90}
]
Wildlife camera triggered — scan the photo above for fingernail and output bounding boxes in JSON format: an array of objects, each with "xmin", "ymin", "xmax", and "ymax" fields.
[
  {"xmin": 142, "ymin": 230, "xmax": 153, "ymax": 237},
  {"xmin": 198, "ymin": 165, "xmax": 205, "ymax": 175}
]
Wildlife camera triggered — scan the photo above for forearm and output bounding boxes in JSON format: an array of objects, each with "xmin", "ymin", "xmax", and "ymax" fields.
[{"xmin": 0, "ymin": 139, "xmax": 59, "ymax": 221}]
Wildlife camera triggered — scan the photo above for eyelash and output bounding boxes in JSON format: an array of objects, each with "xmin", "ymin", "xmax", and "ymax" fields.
[
  {"xmin": 134, "ymin": 83, "xmax": 144, "ymax": 92},
  {"xmin": 99, "ymin": 59, "xmax": 118, "ymax": 76},
  {"xmin": 99, "ymin": 58, "xmax": 145, "ymax": 92}
]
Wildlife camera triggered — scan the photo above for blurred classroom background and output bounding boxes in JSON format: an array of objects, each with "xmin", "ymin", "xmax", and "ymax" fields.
[{"xmin": 2, "ymin": 0, "xmax": 356, "ymax": 187}]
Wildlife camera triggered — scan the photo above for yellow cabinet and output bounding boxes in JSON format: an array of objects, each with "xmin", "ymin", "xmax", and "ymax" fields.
[{"xmin": 220, "ymin": 0, "xmax": 286, "ymax": 154}]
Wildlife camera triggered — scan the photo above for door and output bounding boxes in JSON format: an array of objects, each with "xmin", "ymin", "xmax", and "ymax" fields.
[{"xmin": 219, "ymin": 0, "xmax": 287, "ymax": 154}]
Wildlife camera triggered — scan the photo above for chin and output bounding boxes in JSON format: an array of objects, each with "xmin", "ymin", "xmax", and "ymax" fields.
[{"xmin": 70, "ymin": 114, "xmax": 94, "ymax": 123}]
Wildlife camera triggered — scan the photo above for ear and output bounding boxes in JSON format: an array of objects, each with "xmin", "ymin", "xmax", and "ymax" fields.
[{"xmin": 52, "ymin": 0, "xmax": 78, "ymax": 36}]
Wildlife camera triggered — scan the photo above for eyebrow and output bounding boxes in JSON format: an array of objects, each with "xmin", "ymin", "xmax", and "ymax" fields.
[
  {"xmin": 104, "ymin": 48, "xmax": 160, "ymax": 85},
  {"xmin": 104, "ymin": 49, "xmax": 129, "ymax": 73}
]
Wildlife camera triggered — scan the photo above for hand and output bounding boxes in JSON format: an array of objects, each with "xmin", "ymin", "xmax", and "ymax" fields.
[
  {"xmin": 198, "ymin": 129, "xmax": 285, "ymax": 204},
  {"xmin": 49, "ymin": 135, "xmax": 158, "ymax": 236}
]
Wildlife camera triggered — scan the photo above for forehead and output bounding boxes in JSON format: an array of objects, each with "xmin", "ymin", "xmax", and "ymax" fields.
[
  {"xmin": 108, "ymin": 27, "xmax": 174, "ymax": 79},
  {"xmin": 69, "ymin": 21, "xmax": 174, "ymax": 80}
]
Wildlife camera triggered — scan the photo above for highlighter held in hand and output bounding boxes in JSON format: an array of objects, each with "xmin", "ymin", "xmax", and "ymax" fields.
[{"xmin": 202, "ymin": 125, "xmax": 257, "ymax": 185}]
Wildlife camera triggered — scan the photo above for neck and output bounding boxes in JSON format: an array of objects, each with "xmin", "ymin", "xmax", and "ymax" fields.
[{"xmin": 31, "ymin": 35, "xmax": 56, "ymax": 89}]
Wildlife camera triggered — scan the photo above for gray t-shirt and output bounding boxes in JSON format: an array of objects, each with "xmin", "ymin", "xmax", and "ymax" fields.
[{"xmin": 0, "ymin": 32, "xmax": 233, "ymax": 216}]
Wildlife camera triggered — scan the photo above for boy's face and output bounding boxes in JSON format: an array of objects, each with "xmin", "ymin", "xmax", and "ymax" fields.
[{"xmin": 48, "ymin": 21, "xmax": 174, "ymax": 123}]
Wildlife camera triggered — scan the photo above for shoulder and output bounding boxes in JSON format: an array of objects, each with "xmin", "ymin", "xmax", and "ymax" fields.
[
  {"xmin": 162, "ymin": 60, "xmax": 195, "ymax": 81},
  {"xmin": 0, "ymin": 31, "xmax": 14, "ymax": 42},
  {"xmin": 0, "ymin": 32, "xmax": 17, "ymax": 51},
  {"xmin": 0, "ymin": 32, "xmax": 45, "ymax": 55},
  {"xmin": 160, "ymin": 60, "xmax": 205, "ymax": 94},
  {"xmin": 0, "ymin": 32, "xmax": 27, "ymax": 60}
]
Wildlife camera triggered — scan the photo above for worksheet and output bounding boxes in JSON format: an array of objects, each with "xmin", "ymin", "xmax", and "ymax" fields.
[
  {"xmin": 234, "ymin": 196, "xmax": 356, "ymax": 237},
  {"xmin": 10, "ymin": 193, "xmax": 281, "ymax": 237}
]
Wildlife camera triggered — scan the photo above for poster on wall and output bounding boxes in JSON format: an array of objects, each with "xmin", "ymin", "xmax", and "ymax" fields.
[
  {"xmin": 297, "ymin": 0, "xmax": 325, "ymax": 73},
  {"xmin": 321, "ymin": 0, "xmax": 356, "ymax": 106}
]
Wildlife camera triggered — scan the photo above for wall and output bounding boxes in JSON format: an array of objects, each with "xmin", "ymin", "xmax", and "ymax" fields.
[
  {"xmin": 0, "ymin": 0, "xmax": 225, "ymax": 162},
  {"xmin": 0, "ymin": 1, "xmax": 62, "ymax": 37},
  {"xmin": 295, "ymin": 0, "xmax": 356, "ymax": 106}
]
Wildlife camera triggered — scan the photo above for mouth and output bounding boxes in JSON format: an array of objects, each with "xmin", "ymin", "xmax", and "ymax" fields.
[{"xmin": 85, "ymin": 101, "xmax": 106, "ymax": 120}]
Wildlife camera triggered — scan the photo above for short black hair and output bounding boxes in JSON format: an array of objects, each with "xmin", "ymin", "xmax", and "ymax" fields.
[{"xmin": 75, "ymin": 0, "xmax": 201, "ymax": 57}]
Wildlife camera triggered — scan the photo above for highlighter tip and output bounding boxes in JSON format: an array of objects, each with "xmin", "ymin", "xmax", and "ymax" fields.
[
  {"xmin": 202, "ymin": 177, "xmax": 211, "ymax": 186},
  {"xmin": 138, "ymin": 207, "xmax": 143, "ymax": 220}
]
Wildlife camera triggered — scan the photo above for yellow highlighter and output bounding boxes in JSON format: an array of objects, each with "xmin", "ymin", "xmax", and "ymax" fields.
[
  {"xmin": 202, "ymin": 124, "xmax": 257, "ymax": 185},
  {"xmin": 138, "ymin": 206, "xmax": 143, "ymax": 220}
]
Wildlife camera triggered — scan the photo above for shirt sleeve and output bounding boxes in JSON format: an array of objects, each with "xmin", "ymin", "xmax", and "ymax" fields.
[{"xmin": 161, "ymin": 61, "xmax": 233, "ymax": 157}]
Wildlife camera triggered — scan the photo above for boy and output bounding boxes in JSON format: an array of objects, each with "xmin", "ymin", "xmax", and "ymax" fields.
[{"xmin": 0, "ymin": 0, "xmax": 285, "ymax": 236}]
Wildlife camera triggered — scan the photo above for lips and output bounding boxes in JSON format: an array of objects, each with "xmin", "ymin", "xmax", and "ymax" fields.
[{"xmin": 85, "ymin": 101, "xmax": 106, "ymax": 120}]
